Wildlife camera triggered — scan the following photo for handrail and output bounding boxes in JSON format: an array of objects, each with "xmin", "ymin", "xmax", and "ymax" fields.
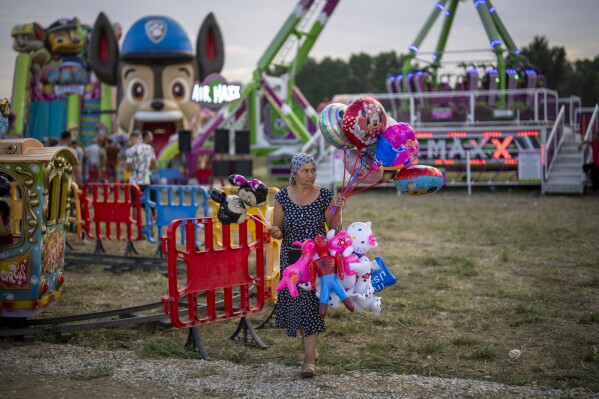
[
  {"xmin": 558, "ymin": 96, "xmax": 581, "ymax": 130},
  {"xmin": 333, "ymin": 88, "xmax": 562, "ymax": 127},
  {"xmin": 582, "ymin": 104, "xmax": 599, "ymax": 165},
  {"xmin": 544, "ymin": 105, "xmax": 566, "ymax": 181}
]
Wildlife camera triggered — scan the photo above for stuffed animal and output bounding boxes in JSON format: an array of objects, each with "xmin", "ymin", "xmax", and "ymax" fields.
[
  {"xmin": 209, "ymin": 188, "xmax": 246, "ymax": 225},
  {"xmin": 346, "ymin": 221, "xmax": 378, "ymax": 256},
  {"xmin": 313, "ymin": 229, "xmax": 354, "ymax": 305},
  {"xmin": 326, "ymin": 229, "xmax": 359, "ymax": 277},
  {"xmin": 228, "ymin": 174, "xmax": 268, "ymax": 208},
  {"xmin": 347, "ymin": 258, "xmax": 382, "ymax": 315},
  {"xmin": 276, "ymin": 239, "xmax": 315, "ymax": 298},
  {"xmin": 324, "ymin": 229, "xmax": 359, "ymax": 295},
  {"xmin": 309, "ymin": 234, "xmax": 354, "ymax": 318}
]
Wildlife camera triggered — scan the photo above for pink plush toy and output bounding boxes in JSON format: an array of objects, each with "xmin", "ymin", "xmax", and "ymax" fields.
[
  {"xmin": 276, "ymin": 239, "xmax": 316, "ymax": 298},
  {"xmin": 326, "ymin": 229, "xmax": 358, "ymax": 278},
  {"xmin": 309, "ymin": 234, "xmax": 354, "ymax": 318}
]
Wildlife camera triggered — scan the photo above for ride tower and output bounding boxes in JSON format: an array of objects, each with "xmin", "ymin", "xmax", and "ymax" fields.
[
  {"xmin": 168, "ymin": 0, "xmax": 341, "ymax": 179},
  {"xmin": 374, "ymin": 0, "xmax": 585, "ymax": 193}
]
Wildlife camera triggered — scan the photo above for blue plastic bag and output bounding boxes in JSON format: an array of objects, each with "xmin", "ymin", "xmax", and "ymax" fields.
[{"xmin": 371, "ymin": 257, "xmax": 397, "ymax": 293}]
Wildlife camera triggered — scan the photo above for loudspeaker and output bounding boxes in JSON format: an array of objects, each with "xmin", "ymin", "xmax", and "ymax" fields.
[
  {"xmin": 178, "ymin": 130, "xmax": 191, "ymax": 152},
  {"xmin": 212, "ymin": 160, "xmax": 230, "ymax": 178},
  {"xmin": 215, "ymin": 129, "xmax": 229, "ymax": 154},
  {"xmin": 233, "ymin": 159, "xmax": 253, "ymax": 176},
  {"xmin": 234, "ymin": 130, "xmax": 250, "ymax": 154}
]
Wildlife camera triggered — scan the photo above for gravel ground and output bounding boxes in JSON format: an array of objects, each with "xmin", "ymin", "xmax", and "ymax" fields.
[{"xmin": 1, "ymin": 343, "xmax": 598, "ymax": 399}]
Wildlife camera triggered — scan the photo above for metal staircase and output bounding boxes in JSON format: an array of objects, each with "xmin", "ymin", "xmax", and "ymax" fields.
[{"xmin": 543, "ymin": 128, "xmax": 585, "ymax": 194}]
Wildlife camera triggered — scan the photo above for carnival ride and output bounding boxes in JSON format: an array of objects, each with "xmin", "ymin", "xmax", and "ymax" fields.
[
  {"xmin": 0, "ymin": 139, "xmax": 77, "ymax": 319},
  {"xmin": 167, "ymin": 0, "xmax": 341, "ymax": 178},
  {"xmin": 329, "ymin": 0, "xmax": 595, "ymax": 194}
]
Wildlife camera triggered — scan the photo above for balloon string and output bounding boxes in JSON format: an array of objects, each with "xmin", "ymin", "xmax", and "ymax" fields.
[
  {"xmin": 346, "ymin": 180, "xmax": 386, "ymax": 198},
  {"xmin": 248, "ymin": 214, "xmax": 270, "ymax": 228},
  {"xmin": 341, "ymin": 149, "xmax": 348, "ymax": 194},
  {"xmin": 343, "ymin": 157, "xmax": 367, "ymax": 196},
  {"xmin": 331, "ymin": 157, "xmax": 367, "ymax": 217},
  {"xmin": 344, "ymin": 166, "xmax": 377, "ymax": 197},
  {"xmin": 342, "ymin": 149, "xmax": 361, "ymax": 195},
  {"xmin": 255, "ymin": 209, "xmax": 271, "ymax": 227}
]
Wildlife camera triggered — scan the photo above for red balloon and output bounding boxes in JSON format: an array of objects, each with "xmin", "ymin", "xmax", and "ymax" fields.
[{"xmin": 341, "ymin": 97, "xmax": 387, "ymax": 149}]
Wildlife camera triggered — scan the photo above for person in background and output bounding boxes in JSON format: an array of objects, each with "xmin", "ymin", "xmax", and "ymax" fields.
[
  {"xmin": 125, "ymin": 130, "xmax": 157, "ymax": 204},
  {"xmin": 104, "ymin": 138, "xmax": 121, "ymax": 182},
  {"xmin": 85, "ymin": 138, "xmax": 106, "ymax": 182},
  {"xmin": 141, "ymin": 130, "xmax": 158, "ymax": 216},
  {"xmin": 59, "ymin": 130, "xmax": 72, "ymax": 146},
  {"xmin": 267, "ymin": 153, "xmax": 346, "ymax": 379},
  {"xmin": 579, "ymin": 131, "xmax": 599, "ymax": 190},
  {"xmin": 70, "ymin": 140, "xmax": 85, "ymax": 175},
  {"xmin": 0, "ymin": 200, "xmax": 14, "ymax": 245},
  {"xmin": 141, "ymin": 130, "xmax": 157, "ymax": 177}
]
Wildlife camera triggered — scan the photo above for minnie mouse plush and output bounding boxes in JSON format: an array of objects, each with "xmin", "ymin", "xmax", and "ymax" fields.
[
  {"xmin": 209, "ymin": 188, "xmax": 247, "ymax": 225},
  {"xmin": 228, "ymin": 174, "xmax": 268, "ymax": 208}
]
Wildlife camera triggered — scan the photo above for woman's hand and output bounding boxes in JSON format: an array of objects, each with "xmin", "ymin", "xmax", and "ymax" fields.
[
  {"xmin": 268, "ymin": 226, "xmax": 283, "ymax": 240},
  {"xmin": 335, "ymin": 195, "xmax": 347, "ymax": 211}
]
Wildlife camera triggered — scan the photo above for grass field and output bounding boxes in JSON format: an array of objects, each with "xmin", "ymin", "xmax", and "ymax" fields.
[{"xmin": 45, "ymin": 188, "xmax": 599, "ymax": 391}]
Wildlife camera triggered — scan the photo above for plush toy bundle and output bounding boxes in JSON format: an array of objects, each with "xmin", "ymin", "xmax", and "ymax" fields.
[{"xmin": 277, "ymin": 220, "xmax": 397, "ymax": 317}]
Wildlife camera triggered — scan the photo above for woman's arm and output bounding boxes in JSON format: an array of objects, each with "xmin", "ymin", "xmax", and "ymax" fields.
[
  {"xmin": 325, "ymin": 195, "xmax": 345, "ymax": 231},
  {"xmin": 267, "ymin": 200, "xmax": 284, "ymax": 239}
]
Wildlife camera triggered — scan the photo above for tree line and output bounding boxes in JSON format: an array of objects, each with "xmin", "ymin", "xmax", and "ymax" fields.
[{"xmin": 295, "ymin": 36, "xmax": 599, "ymax": 108}]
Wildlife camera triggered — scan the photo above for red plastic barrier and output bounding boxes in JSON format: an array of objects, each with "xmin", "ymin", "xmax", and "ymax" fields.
[
  {"xmin": 161, "ymin": 217, "xmax": 266, "ymax": 329},
  {"xmin": 81, "ymin": 183, "xmax": 144, "ymax": 241}
]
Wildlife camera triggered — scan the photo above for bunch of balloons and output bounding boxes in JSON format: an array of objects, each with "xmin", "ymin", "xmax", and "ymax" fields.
[{"xmin": 319, "ymin": 96, "xmax": 444, "ymax": 207}]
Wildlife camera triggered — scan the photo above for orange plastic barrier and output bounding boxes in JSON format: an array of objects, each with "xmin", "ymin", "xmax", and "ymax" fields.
[
  {"xmin": 208, "ymin": 187, "xmax": 280, "ymax": 304},
  {"xmin": 161, "ymin": 217, "xmax": 266, "ymax": 329},
  {"xmin": 80, "ymin": 183, "xmax": 144, "ymax": 254}
]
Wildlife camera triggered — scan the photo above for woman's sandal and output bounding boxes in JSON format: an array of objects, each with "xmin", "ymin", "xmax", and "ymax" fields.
[{"xmin": 301, "ymin": 363, "xmax": 316, "ymax": 378}]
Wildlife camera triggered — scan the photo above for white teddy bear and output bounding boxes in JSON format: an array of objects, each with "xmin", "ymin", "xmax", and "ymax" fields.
[
  {"xmin": 345, "ymin": 221, "xmax": 382, "ymax": 315},
  {"xmin": 347, "ymin": 258, "xmax": 382, "ymax": 315}
]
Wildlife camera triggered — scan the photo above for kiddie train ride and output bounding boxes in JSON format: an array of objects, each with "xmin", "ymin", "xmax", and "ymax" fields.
[
  {"xmin": 0, "ymin": 138, "xmax": 77, "ymax": 318},
  {"xmin": 330, "ymin": 0, "xmax": 586, "ymax": 194}
]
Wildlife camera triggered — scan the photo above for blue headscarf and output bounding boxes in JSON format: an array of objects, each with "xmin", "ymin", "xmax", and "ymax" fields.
[{"xmin": 289, "ymin": 153, "xmax": 316, "ymax": 185}]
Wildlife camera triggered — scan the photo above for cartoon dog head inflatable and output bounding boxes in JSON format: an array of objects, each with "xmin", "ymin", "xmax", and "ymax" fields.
[
  {"xmin": 88, "ymin": 13, "xmax": 224, "ymax": 154},
  {"xmin": 11, "ymin": 23, "xmax": 45, "ymax": 53},
  {"xmin": 45, "ymin": 18, "xmax": 86, "ymax": 56}
]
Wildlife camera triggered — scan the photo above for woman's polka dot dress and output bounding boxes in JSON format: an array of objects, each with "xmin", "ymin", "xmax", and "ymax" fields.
[{"xmin": 275, "ymin": 186, "xmax": 332, "ymax": 337}]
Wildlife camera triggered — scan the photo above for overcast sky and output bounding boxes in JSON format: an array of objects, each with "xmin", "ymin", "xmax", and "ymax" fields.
[{"xmin": 1, "ymin": 0, "xmax": 598, "ymax": 98}]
